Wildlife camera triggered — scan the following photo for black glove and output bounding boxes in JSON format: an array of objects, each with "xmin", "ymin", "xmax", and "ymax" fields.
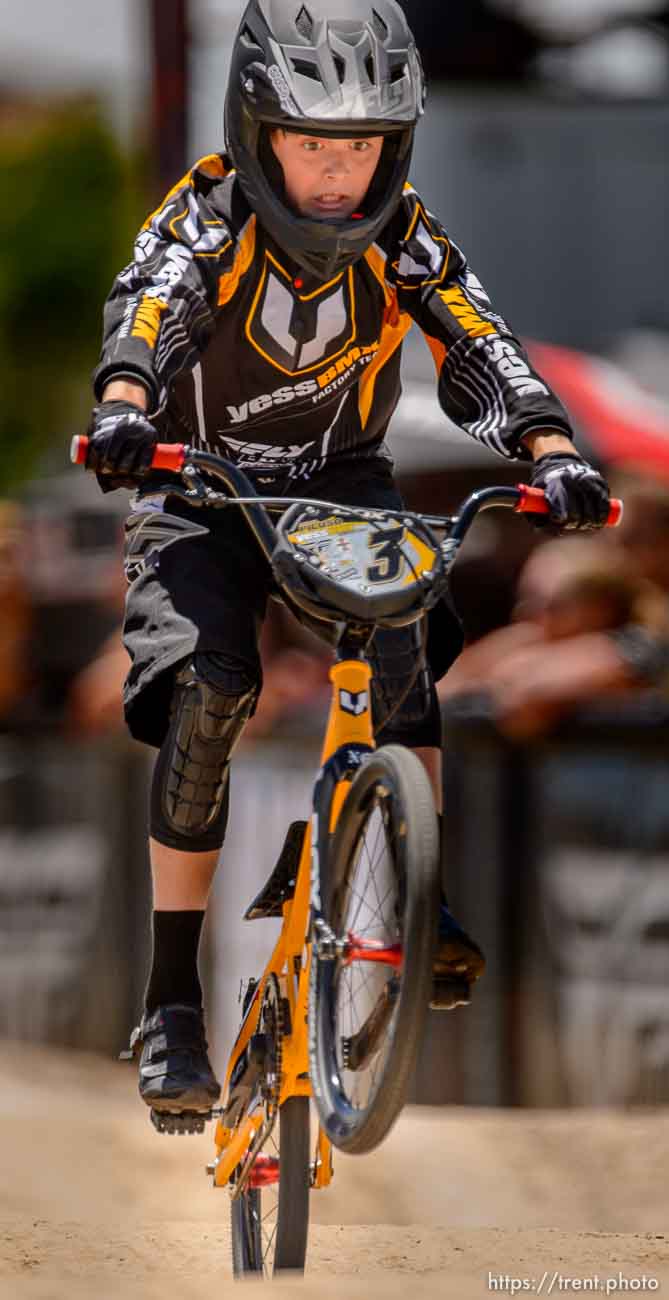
[
  {"xmin": 529, "ymin": 452, "xmax": 610, "ymax": 532},
  {"xmin": 86, "ymin": 400, "xmax": 158, "ymax": 493}
]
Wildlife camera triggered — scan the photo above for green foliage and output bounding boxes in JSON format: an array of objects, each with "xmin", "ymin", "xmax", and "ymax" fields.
[{"xmin": 0, "ymin": 101, "xmax": 145, "ymax": 491}]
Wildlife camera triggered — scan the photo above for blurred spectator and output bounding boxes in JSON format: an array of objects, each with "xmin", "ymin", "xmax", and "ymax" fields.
[
  {"xmin": 0, "ymin": 474, "xmax": 130, "ymax": 732},
  {"xmin": 615, "ymin": 481, "xmax": 669, "ymax": 596},
  {"xmin": 66, "ymin": 629, "xmax": 129, "ymax": 736},
  {"xmin": 19, "ymin": 482, "xmax": 127, "ymax": 728},
  {"xmin": 439, "ymin": 498, "xmax": 669, "ymax": 738}
]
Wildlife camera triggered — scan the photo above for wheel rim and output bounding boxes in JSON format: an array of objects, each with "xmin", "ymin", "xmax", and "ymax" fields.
[{"xmin": 330, "ymin": 793, "xmax": 404, "ymax": 1115}]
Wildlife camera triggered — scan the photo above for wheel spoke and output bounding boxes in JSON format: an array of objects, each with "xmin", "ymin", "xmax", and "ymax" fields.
[
  {"xmin": 262, "ymin": 1220, "xmax": 278, "ymax": 1267},
  {"xmin": 330, "ymin": 792, "xmax": 405, "ymax": 1114},
  {"xmin": 361, "ymin": 813, "xmax": 386, "ymax": 920}
]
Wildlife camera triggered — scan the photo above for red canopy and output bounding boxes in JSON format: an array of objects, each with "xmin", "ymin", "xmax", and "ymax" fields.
[{"xmin": 526, "ymin": 339, "xmax": 669, "ymax": 483}]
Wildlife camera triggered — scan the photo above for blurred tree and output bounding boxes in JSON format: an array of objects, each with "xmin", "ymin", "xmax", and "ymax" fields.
[{"xmin": 0, "ymin": 98, "xmax": 145, "ymax": 492}]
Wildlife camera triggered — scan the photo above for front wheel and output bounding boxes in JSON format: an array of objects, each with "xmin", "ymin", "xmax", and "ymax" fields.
[
  {"xmin": 309, "ymin": 744, "xmax": 440, "ymax": 1155},
  {"xmin": 230, "ymin": 1096, "xmax": 310, "ymax": 1276}
]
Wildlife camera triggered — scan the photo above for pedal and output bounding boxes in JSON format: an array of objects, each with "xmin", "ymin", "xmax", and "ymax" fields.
[
  {"xmin": 429, "ymin": 977, "xmax": 471, "ymax": 1012},
  {"xmin": 150, "ymin": 1108, "xmax": 213, "ymax": 1135}
]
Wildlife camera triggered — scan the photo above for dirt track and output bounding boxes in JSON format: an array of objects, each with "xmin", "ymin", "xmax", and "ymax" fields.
[{"xmin": 1, "ymin": 1043, "xmax": 668, "ymax": 1299}]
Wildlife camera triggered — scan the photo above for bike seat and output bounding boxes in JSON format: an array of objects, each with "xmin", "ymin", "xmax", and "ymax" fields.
[{"xmin": 243, "ymin": 820, "xmax": 307, "ymax": 920}]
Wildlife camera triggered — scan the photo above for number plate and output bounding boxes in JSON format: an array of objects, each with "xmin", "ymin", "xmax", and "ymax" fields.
[{"xmin": 287, "ymin": 512, "xmax": 438, "ymax": 598}]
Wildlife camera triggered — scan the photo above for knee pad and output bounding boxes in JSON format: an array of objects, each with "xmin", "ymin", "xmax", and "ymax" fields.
[
  {"xmin": 150, "ymin": 652, "xmax": 260, "ymax": 851},
  {"xmin": 369, "ymin": 623, "xmax": 441, "ymax": 749}
]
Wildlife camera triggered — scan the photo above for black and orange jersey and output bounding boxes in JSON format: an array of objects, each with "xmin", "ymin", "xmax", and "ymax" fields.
[{"xmin": 94, "ymin": 153, "xmax": 573, "ymax": 481}]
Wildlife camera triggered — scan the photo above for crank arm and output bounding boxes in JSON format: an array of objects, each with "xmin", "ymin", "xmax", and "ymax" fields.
[{"xmin": 341, "ymin": 975, "xmax": 400, "ymax": 1072}]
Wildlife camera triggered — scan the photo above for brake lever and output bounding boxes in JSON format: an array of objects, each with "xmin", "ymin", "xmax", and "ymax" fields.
[
  {"xmin": 181, "ymin": 464, "xmax": 210, "ymax": 503},
  {"xmin": 165, "ymin": 465, "xmax": 231, "ymax": 509}
]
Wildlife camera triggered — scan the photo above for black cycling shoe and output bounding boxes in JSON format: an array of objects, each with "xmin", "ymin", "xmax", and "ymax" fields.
[
  {"xmin": 431, "ymin": 901, "xmax": 486, "ymax": 1011},
  {"xmin": 123, "ymin": 1003, "xmax": 221, "ymax": 1114}
]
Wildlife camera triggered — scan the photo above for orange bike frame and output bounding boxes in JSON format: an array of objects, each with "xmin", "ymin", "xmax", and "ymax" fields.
[{"xmin": 212, "ymin": 657, "xmax": 374, "ymax": 1191}]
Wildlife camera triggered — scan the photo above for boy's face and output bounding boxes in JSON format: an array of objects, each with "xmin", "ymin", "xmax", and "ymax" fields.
[{"xmin": 270, "ymin": 129, "xmax": 384, "ymax": 222}]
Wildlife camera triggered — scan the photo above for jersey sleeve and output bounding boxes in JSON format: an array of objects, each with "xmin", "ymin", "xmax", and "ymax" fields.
[
  {"xmin": 93, "ymin": 155, "xmax": 238, "ymax": 410},
  {"xmin": 383, "ymin": 188, "xmax": 574, "ymax": 461}
]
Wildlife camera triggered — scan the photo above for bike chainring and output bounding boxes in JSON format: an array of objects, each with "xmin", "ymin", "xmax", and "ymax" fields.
[
  {"xmin": 229, "ymin": 973, "xmax": 285, "ymax": 1200},
  {"xmin": 258, "ymin": 972, "xmax": 284, "ymax": 1123}
]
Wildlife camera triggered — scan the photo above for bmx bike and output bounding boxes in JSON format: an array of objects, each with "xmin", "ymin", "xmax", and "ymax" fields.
[{"xmin": 72, "ymin": 436, "xmax": 621, "ymax": 1277}]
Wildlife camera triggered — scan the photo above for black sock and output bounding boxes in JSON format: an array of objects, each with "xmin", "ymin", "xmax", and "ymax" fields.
[{"xmin": 144, "ymin": 910, "xmax": 205, "ymax": 1014}]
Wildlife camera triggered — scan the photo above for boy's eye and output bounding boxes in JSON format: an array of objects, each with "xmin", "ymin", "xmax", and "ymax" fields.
[{"xmin": 299, "ymin": 138, "xmax": 374, "ymax": 152}]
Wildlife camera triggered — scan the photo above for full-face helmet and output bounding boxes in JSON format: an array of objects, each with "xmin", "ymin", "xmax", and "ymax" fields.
[{"xmin": 225, "ymin": 0, "xmax": 425, "ymax": 280}]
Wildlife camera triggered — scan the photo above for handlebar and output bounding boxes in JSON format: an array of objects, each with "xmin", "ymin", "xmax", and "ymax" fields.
[{"xmin": 70, "ymin": 435, "xmax": 624, "ymax": 560}]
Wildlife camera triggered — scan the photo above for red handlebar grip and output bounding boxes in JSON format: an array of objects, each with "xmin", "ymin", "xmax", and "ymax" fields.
[
  {"xmin": 70, "ymin": 434, "xmax": 89, "ymax": 465},
  {"xmin": 70, "ymin": 435, "xmax": 185, "ymax": 474},
  {"xmin": 516, "ymin": 484, "xmax": 623, "ymax": 528},
  {"xmin": 151, "ymin": 444, "xmax": 186, "ymax": 471},
  {"xmin": 606, "ymin": 498, "xmax": 624, "ymax": 527}
]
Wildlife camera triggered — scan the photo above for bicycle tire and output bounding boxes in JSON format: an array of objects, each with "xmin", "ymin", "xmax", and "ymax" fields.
[
  {"xmin": 230, "ymin": 1096, "xmax": 310, "ymax": 1276},
  {"xmin": 309, "ymin": 744, "xmax": 439, "ymax": 1155}
]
